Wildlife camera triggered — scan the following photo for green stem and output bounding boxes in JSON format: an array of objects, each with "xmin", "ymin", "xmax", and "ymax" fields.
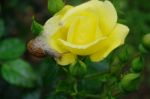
[{"xmin": 71, "ymin": 80, "xmax": 78, "ymax": 96}]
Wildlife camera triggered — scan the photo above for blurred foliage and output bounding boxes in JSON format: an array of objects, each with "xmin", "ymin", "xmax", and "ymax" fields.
[
  {"xmin": 48, "ymin": 0, "xmax": 65, "ymax": 14},
  {"xmin": 1, "ymin": 59, "xmax": 37, "ymax": 87},
  {"xmin": 31, "ymin": 16, "xmax": 43, "ymax": 36},
  {"xmin": 0, "ymin": 0, "xmax": 150, "ymax": 99},
  {"xmin": 0, "ymin": 38, "xmax": 25, "ymax": 60}
]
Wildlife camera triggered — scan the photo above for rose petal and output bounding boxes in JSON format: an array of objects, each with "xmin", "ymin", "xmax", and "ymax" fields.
[
  {"xmin": 48, "ymin": 27, "xmax": 68, "ymax": 53},
  {"xmin": 43, "ymin": 5, "xmax": 73, "ymax": 53},
  {"xmin": 67, "ymin": 11, "xmax": 98, "ymax": 45},
  {"xmin": 44, "ymin": 5, "xmax": 73, "ymax": 36},
  {"xmin": 61, "ymin": 0, "xmax": 117, "ymax": 35},
  {"xmin": 90, "ymin": 24, "xmax": 129, "ymax": 62},
  {"xmin": 59, "ymin": 37, "xmax": 106, "ymax": 55},
  {"xmin": 55, "ymin": 53, "xmax": 76, "ymax": 65},
  {"xmin": 98, "ymin": 1, "xmax": 117, "ymax": 35}
]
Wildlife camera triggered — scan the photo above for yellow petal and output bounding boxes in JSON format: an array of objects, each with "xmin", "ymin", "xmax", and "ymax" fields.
[
  {"xmin": 61, "ymin": 0, "xmax": 103, "ymax": 23},
  {"xmin": 48, "ymin": 27, "xmax": 68, "ymax": 53},
  {"xmin": 55, "ymin": 5, "xmax": 73, "ymax": 16},
  {"xmin": 98, "ymin": 1, "xmax": 117, "ymax": 35},
  {"xmin": 59, "ymin": 37, "xmax": 106, "ymax": 55},
  {"xmin": 61, "ymin": 0, "xmax": 117, "ymax": 35},
  {"xmin": 67, "ymin": 11, "xmax": 98, "ymax": 45},
  {"xmin": 44, "ymin": 5, "xmax": 73, "ymax": 36},
  {"xmin": 55, "ymin": 53, "xmax": 76, "ymax": 65},
  {"xmin": 90, "ymin": 24, "xmax": 129, "ymax": 62},
  {"xmin": 43, "ymin": 5, "xmax": 73, "ymax": 53}
]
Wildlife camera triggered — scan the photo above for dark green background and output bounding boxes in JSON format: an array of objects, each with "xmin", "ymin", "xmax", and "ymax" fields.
[{"xmin": 0, "ymin": 0, "xmax": 150, "ymax": 99}]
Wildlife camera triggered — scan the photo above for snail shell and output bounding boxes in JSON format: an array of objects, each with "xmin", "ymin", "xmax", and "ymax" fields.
[
  {"xmin": 27, "ymin": 39, "xmax": 45, "ymax": 57},
  {"xmin": 27, "ymin": 37, "xmax": 61, "ymax": 58}
]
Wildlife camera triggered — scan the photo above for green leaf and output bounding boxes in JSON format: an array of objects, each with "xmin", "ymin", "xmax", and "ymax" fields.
[
  {"xmin": 79, "ymin": 78, "xmax": 103, "ymax": 94},
  {"xmin": 120, "ymin": 73, "xmax": 140, "ymax": 92},
  {"xmin": 138, "ymin": 44, "xmax": 148, "ymax": 54},
  {"xmin": 69, "ymin": 60, "xmax": 87, "ymax": 77},
  {"xmin": 31, "ymin": 17, "xmax": 43, "ymax": 36},
  {"xmin": 131, "ymin": 56, "xmax": 144, "ymax": 72},
  {"xmin": 66, "ymin": 0, "xmax": 84, "ymax": 6},
  {"xmin": 142, "ymin": 33, "xmax": 150, "ymax": 50},
  {"xmin": 1, "ymin": 59, "xmax": 37, "ymax": 87},
  {"xmin": 48, "ymin": 0, "xmax": 64, "ymax": 14},
  {"xmin": 55, "ymin": 80, "xmax": 74, "ymax": 94},
  {"xmin": 0, "ymin": 38, "xmax": 25, "ymax": 60},
  {"xmin": 117, "ymin": 45, "xmax": 134, "ymax": 62},
  {"xmin": 0, "ymin": 18, "xmax": 5, "ymax": 38}
]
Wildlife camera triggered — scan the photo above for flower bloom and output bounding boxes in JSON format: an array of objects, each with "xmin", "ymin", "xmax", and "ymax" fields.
[{"xmin": 42, "ymin": 0, "xmax": 129, "ymax": 65}]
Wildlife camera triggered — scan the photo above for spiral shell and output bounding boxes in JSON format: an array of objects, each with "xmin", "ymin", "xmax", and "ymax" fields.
[
  {"xmin": 27, "ymin": 39, "xmax": 46, "ymax": 57},
  {"xmin": 27, "ymin": 36, "xmax": 61, "ymax": 58}
]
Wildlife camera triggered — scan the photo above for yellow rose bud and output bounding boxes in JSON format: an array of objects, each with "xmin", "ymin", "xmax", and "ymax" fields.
[{"xmin": 42, "ymin": 0, "xmax": 129, "ymax": 65}]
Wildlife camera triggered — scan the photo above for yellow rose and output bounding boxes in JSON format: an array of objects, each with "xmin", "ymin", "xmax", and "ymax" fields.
[{"xmin": 42, "ymin": 0, "xmax": 129, "ymax": 65}]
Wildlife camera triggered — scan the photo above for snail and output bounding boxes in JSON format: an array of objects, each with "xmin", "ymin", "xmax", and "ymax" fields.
[
  {"xmin": 27, "ymin": 39, "xmax": 45, "ymax": 57},
  {"xmin": 27, "ymin": 36, "xmax": 61, "ymax": 58}
]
